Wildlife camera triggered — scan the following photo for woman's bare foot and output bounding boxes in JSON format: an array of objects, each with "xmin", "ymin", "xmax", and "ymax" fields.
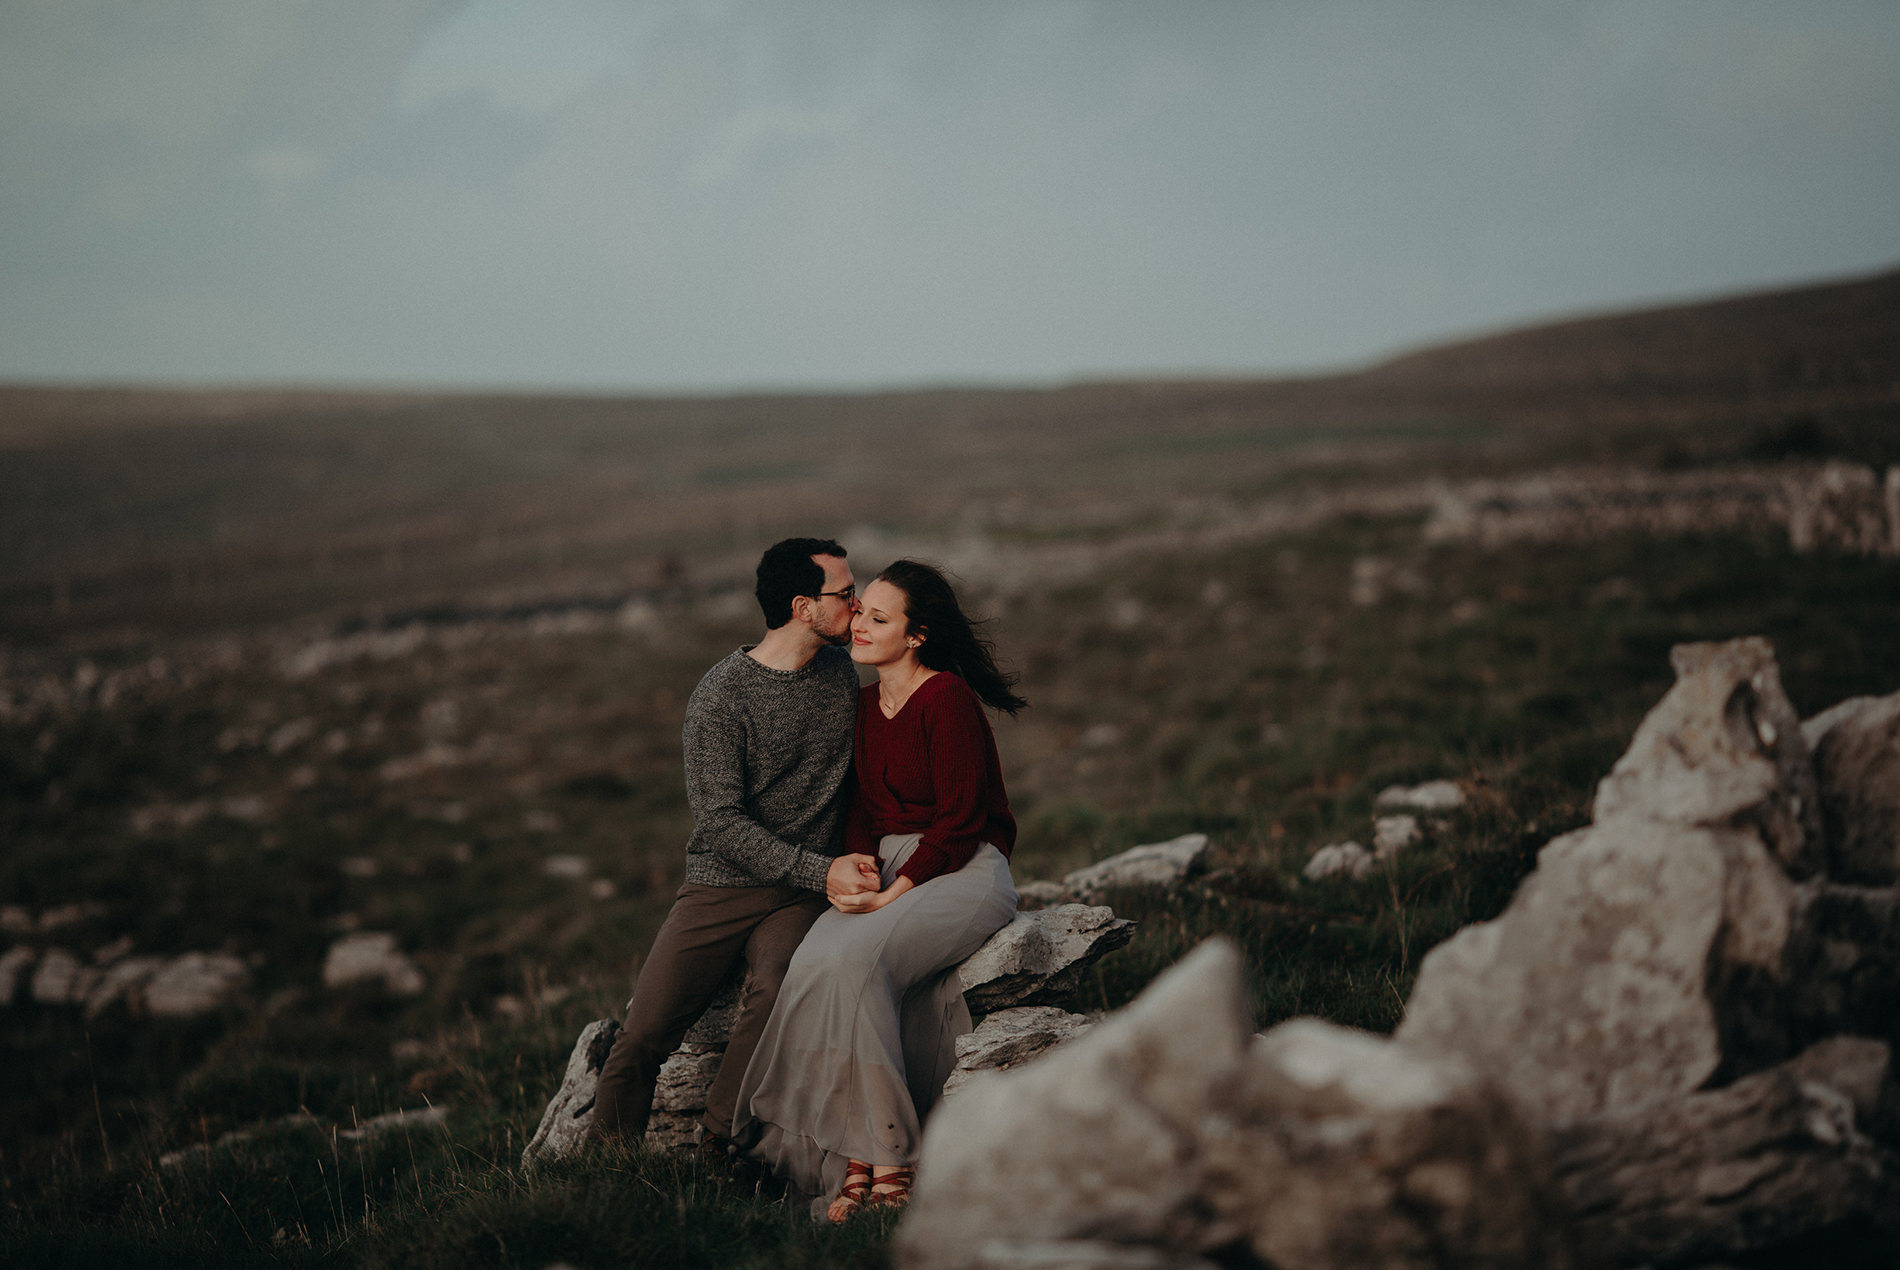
[{"xmin": 826, "ymin": 1160, "xmax": 875, "ymax": 1224}]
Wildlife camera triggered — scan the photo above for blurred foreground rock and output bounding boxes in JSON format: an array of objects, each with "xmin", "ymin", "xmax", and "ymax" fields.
[
  {"xmin": 524, "ymin": 903, "xmax": 1136, "ymax": 1165},
  {"xmin": 900, "ymin": 636, "xmax": 1900, "ymax": 1268},
  {"xmin": 897, "ymin": 942, "xmax": 1578, "ymax": 1270}
]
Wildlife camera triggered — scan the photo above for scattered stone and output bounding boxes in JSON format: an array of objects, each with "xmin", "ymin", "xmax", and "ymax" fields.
[
  {"xmin": 958, "ymin": 905, "xmax": 1139, "ymax": 1014},
  {"xmin": 1374, "ymin": 779, "xmax": 1466, "ymax": 813},
  {"xmin": 0, "ymin": 906, "xmax": 32, "ymax": 936},
  {"xmin": 897, "ymin": 940, "xmax": 1577, "ymax": 1270},
  {"xmin": 84, "ymin": 956, "xmax": 165, "ymax": 1018},
  {"xmin": 1371, "ymin": 815, "xmax": 1422, "ymax": 859},
  {"xmin": 523, "ymin": 809, "xmax": 563, "ymax": 834},
  {"xmin": 1056, "ymin": 834, "xmax": 1210, "ymax": 900},
  {"xmin": 941, "ymin": 1006, "xmax": 1095, "ymax": 1098},
  {"xmin": 30, "ymin": 948, "xmax": 94, "ymax": 1005},
  {"xmin": 1787, "ymin": 460, "xmax": 1892, "ymax": 555},
  {"xmin": 37, "ymin": 902, "xmax": 107, "ymax": 931},
  {"xmin": 339, "ymin": 1106, "xmax": 447, "ymax": 1140},
  {"xmin": 542, "ymin": 854, "xmax": 590, "ymax": 879},
  {"xmin": 1302, "ymin": 841, "xmax": 1373, "ymax": 882},
  {"xmin": 145, "ymin": 952, "xmax": 250, "ymax": 1017},
  {"xmin": 0, "ymin": 946, "xmax": 37, "ymax": 1006},
  {"xmin": 322, "ymin": 932, "xmax": 425, "ymax": 996}
]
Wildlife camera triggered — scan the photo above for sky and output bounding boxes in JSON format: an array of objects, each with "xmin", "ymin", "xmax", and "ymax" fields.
[{"xmin": 2, "ymin": 0, "xmax": 1896, "ymax": 393}]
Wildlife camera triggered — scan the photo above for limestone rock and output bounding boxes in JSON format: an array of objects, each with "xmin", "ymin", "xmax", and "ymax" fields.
[
  {"xmin": 897, "ymin": 940, "xmax": 1577, "ymax": 1270},
  {"xmin": 1787, "ymin": 460, "xmax": 1889, "ymax": 555},
  {"xmin": 1592, "ymin": 636, "xmax": 1821, "ymax": 877},
  {"xmin": 1303, "ymin": 841, "xmax": 1373, "ymax": 881},
  {"xmin": 322, "ymin": 932, "xmax": 425, "ymax": 996},
  {"xmin": 1372, "ymin": 815, "xmax": 1422, "ymax": 859},
  {"xmin": 1060, "ymin": 834, "xmax": 1209, "ymax": 898},
  {"xmin": 522, "ymin": 1018, "xmax": 620, "ymax": 1167},
  {"xmin": 30, "ymin": 948, "xmax": 96, "ymax": 1005},
  {"xmin": 1400, "ymin": 818, "xmax": 1794, "ymax": 1126},
  {"xmin": 1549, "ymin": 1038, "xmax": 1896, "ymax": 1266},
  {"xmin": 84, "ymin": 956, "xmax": 165, "ymax": 1017},
  {"xmin": 145, "ymin": 952, "xmax": 250, "ymax": 1017},
  {"xmin": 528, "ymin": 903, "xmax": 1139, "ymax": 1164},
  {"xmin": 1803, "ymin": 691, "xmax": 1900, "ymax": 883},
  {"xmin": 957, "ymin": 905, "xmax": 1138, "ymax": 1014},
  {"xmin": 652, "ymin": 1043, "xmax": 723, "ymax": 1113},
  {"xmin": 941, "ymin": 1005, "xmax": 1094, "ymax": 1098},
  {"xmin": 1374, "ymin": 780, "xmax": 1466, "ymax": 813}
]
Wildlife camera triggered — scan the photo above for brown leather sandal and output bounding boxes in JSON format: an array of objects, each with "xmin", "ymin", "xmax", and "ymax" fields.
[
  {"xmin": 868, "ymin": 1166, "xmax": 915, "ymax": 1211},
  {"xmin": 826, "ymin": 1160, "xmax": 875, "ymax": 1224}
]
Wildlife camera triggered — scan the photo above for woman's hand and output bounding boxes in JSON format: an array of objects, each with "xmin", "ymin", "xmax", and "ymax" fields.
[{"xmin": 830, "ymin": 875, "xmax": 914, "ymax": 914}]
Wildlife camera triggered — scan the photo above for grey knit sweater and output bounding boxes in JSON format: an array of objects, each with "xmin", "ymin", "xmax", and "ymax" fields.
[{"xmin": 681, "ymin": 644, "xmax": 858, "ymax": 891}]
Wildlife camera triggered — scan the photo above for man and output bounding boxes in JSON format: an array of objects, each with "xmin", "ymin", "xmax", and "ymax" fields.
[{"xmin": 591, "ymin": 537, "xmax": 880, "ymax": 1154}]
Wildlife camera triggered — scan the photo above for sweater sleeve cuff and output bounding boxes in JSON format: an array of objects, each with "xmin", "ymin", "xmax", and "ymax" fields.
[
  {"xmin": 896, "ymin": 841, "xmax": 957, "ymax": 887},
  {"xmin": 787, "ymin": 849, "xmax": 834, "ymax": 894}
]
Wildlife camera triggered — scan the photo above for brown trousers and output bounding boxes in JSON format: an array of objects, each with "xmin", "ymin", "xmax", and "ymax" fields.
[{"xmin": 592, "ymin": 882, "xmax": 827, "ymax": 1143}]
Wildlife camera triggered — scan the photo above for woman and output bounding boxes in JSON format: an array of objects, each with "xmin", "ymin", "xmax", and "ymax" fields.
[{"xmin": 733, "ymin": 559, "xmax": 1025, "ymax": 1222}]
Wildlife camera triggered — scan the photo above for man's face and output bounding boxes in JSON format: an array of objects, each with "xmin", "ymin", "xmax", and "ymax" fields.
[{"xmin": 807, "ymin": 554, "xmax": 858, "ymax": 645}]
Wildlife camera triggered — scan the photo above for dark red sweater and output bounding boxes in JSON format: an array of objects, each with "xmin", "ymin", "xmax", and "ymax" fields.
[{"xmin": 844, "ymin": 672, "xmax": 1017, "ymax": 886}]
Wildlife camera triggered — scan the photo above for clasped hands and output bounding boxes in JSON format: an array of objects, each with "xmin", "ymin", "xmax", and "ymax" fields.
[{"xmin": 825, "ymin": 852, "xmax": 912, "ymax": 914}]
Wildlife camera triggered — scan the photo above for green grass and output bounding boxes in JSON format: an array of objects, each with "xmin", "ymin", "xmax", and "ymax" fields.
[{"xmin": 5, "ymin": 519, "xmax": 1900, "ymax": 1265}]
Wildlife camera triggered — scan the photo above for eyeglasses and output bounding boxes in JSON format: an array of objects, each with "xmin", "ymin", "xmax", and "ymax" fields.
[{"xmin": 815, "ymin": 585, "xmax": 856, "ymax": 603}]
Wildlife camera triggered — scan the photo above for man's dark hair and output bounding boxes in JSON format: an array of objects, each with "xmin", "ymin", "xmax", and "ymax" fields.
[{"xmin": 755, "ymin": 537, "xmax": 846, "ymax": 629}]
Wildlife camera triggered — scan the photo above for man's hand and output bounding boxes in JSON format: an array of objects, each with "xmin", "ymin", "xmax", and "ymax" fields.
[
  {"xmin": 831, "ymin": 875, "xmax": 915, "ymax": 915},
  {"xmin": 826, "ymin": 853, "xmax": 881, "ymax": 903}
]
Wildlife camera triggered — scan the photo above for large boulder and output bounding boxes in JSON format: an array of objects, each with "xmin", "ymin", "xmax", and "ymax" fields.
[
  {"xmin": 1396, "ymin": 636, "xmax": 1900, "ymax": 1261},
  {"xmin": 526, "ymin": 902, "xmax": 1138, "ymax": 1161},
  {"xmin": 1590, "ymin": 637, "xmax": 1820, "ymax": 877},
  {"xmin": 958, "ymin": 905, "xmax": 1137, "ymax": 1013},
  {"xmin": 896, "ymin": 940, "xmax": 1578, "ymax": 1270},
  {"xmin": 1804, "ymin": 691, "xmax": 1900, "ymax": 884},
  {"xmin": 1400, "ymin": 638, "xmax": 1821, "ymax": 1123}
]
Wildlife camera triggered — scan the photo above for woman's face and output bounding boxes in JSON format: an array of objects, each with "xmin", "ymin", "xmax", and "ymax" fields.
[{"xmin": 850, "ymin": 579, "xmax": 917, "ymax": 668}]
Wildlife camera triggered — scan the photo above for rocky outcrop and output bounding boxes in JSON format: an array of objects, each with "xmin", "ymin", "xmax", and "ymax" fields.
[
  {"xmin": 957, "ymin": 905, "xmax": 1136, "ymax": 1014},
  {"xmin": 1302, "ymin": 841, "xmax": 1372, "ymax": 882},
  {"xmin": 903, "ymin": 637, "xmax": 1900, "ymax": 1267},
  {"xmin": 896, "ymin": 942, "xmax": 1579, "ymax": 1270},
  {"xmin": 1395, "ymin": 636, "xmax": 1900, "ymax": 1258},
  {"xmin": 524, "ymin": 903, "xmax": 1137, "ymax": 1164}
]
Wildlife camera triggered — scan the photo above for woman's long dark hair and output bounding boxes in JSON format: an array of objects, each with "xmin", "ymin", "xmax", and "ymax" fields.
[{"xmin": 878, "ymin": 559, "xmax": 1027, "ymax": 716}]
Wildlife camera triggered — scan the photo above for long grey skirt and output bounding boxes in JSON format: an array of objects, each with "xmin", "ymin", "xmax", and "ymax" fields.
[{"xmin": 733, "ymin": 834, "xmax": 1017, "ymax": 1216}]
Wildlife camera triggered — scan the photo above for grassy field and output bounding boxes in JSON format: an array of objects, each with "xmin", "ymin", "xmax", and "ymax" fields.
[{"xmin": 5, "ymin": 504, "xmax": 1899, "ymax": 1265}]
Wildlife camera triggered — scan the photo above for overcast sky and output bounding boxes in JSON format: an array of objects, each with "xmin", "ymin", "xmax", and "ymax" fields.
[{"xmin": 2, "ymin": 1, "xmax": 1896, "ymax": 392}]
